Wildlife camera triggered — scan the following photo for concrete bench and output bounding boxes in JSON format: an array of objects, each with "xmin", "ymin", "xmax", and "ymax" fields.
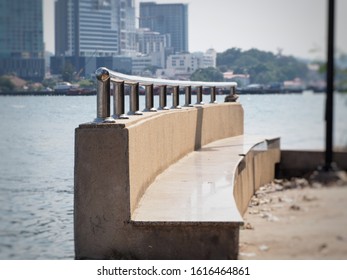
[
  {"xmin": 132, "ymin": 135, "xmax": 280, "ymax": 223},
  {"xmin": 130, "ymin": 135, "xmax": 280, "ymax": 259},
  {"xmin": 74, "ymin": 102, "xmax": 280, "ymax": 259}
]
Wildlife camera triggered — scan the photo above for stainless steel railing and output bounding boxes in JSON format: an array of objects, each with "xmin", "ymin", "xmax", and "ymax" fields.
[{"xmin": 94, "ymin": 67, "xmax": 238, "ymax": 123}]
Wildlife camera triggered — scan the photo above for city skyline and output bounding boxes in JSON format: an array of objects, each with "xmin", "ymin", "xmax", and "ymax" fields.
[{"xmin": 44, "ymin": 0, "xmax": 347, "ymax": 60}]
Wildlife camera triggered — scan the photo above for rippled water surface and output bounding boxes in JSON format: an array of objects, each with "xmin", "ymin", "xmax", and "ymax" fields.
[{"xmin": 0, "ymin": 93, "xmax": 346, "ymax": 259}]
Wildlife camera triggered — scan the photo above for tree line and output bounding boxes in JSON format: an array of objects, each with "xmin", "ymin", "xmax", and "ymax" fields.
[{"xmin": 191, "ymin": 48, "xmax": 309, "ymax": 84}]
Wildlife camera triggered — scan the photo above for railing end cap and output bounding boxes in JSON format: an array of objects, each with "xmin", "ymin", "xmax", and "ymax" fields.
[{"xmin": 95, "ymin": 67, "xmax": 110, "ymax": 82}]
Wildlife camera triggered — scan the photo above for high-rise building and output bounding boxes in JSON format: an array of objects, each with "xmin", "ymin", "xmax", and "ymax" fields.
[
  {"xmin": 139, "ymin": 2, "xmax": 188, "ymax": 54},
  {"xmin": 55, "ymin": 0, "xmax": 136, "ymax": 57},
  {"xmin": 0, "ymin": 0, "xmax": 45, "ymax": 81},
  {"xmin": 53, "ymin": 0, "xmax": 136, "ymax": 76}
]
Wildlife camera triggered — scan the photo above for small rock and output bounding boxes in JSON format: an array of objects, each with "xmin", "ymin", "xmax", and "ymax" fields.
[
  {"xmin": 278, "ymin": 196, "xmax": 293, "ymax": 203},
  {"xmin": 283, "ymin": 181, "xmax": 296, "ymax": 189},
  {"xmin": 259, "ymin": 198, "xmax": 270, "ymax": 205},
  {"xmin": 259, "ymin": 245, "xmax": 269, "ymax": 251},
  {"xmin": 249, "ymin": 209, "xmax": 260, "ymax": 215},
  {"xmin": 290, "ymin": 204, "xmax": 301, "ymax": 211},
  {"xmin": 311, "ymin": 182, "xmax": 323, "ymax": 189},
  {"xmin": 303, "ymin": 194, "xmax": 318, "ymax": 202},
  {"xmin": 259, "ymin": 207, "xmax": 272, "ymax": 212},
  {"xmin": 242, "ymin": 222, "xmax": 254, "ymax": 230},
  {"xmin": 250, "ymin": 197, "xmax": 260, "ymax": 206},
  {"xmin": 274, "ymin": 179, "xmax": 283, "ymax": 184},
  {"xmin": 295, "ymin": 178, "xmax": 309, "ymax": 188},
  {"xmin": 318, "ymin": 243, "xmax": 328, "ymax": 252},
  {"xmin": 261, "ymin": 212, "xmax": 279, "ymax": 222},
  {"xmin": 239, "ymin": 252, "xmax": 257, "ymax": 258},
  {"xmin": 336, "ymin": 235, "xmax": 344, "ymax": 241}
]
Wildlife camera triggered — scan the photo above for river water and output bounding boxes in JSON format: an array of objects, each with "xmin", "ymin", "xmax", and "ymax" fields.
[{"xmin": 0, "ymin": 92, "xmax": 346, "ymax": 259}]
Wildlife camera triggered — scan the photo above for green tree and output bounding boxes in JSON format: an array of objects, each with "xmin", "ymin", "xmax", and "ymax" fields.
[
  {"xmin": 0, "ymin": 76, "xmax": 15, "ymax": 92},
  {"xmin": 216, "ymin": 47, "xmax": 242, "ymax": 68},
  {"xmin": 190, "ymin": 67, "xmax": 224, "ymax": 82},
  {"xmin": 78, "ymin": 79, "xmax": 95, "ymax": 88},
  {"xmin": 61, "ymin": 62, "xmax": 75, "ymax": 82},
  {"xmin": 217, "ymin": 48, "xmax": 309, "ymax": 84},
  {"xmin": 42, "ymin": 78, "xmax": 57, "ymax": 89}
]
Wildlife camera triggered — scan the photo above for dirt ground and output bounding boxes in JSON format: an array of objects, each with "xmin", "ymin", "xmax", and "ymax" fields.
[{"xmin": 238, "ymin": 178, "xmax": 347, "ymax": 260}]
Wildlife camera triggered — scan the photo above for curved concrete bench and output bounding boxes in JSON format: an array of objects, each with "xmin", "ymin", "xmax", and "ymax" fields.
[
  {"xmin": 132, "ymin": 135, "xmax": 280, "ymax": 223},
  {"xmin": 74, "ymin": 102, "xmax": 280, "ymax": 259}
]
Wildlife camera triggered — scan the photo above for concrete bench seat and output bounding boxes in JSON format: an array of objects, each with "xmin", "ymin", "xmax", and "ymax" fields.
[{"xmin": 132, "ymin": 135, "xmax": 279, "ymax": 224}]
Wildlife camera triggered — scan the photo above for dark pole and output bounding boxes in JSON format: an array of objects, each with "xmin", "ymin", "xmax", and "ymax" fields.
[{"xmin": 325, "ymin": 0, "xmax": 335, "ymax": 171}]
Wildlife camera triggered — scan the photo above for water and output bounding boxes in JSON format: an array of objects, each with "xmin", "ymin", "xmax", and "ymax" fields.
[{"xmin": 0, "ymin": 92, "xmax": 346, "ymax": 259}]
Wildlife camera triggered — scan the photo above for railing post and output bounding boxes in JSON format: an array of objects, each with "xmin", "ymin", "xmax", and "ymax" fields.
[
  {"xmin": 231, "ymin": 86, "xmax": 236, "ymax": 95},
  {"xmin": 158, "ymin": 85, "xmax": 169, "ymax": 110},
  {"xmin": 196, "ymin": 86, "xmax": 204, "ymax": 105},
  {"xmin": 113, "ymin": 81, "xmax": 128, "ymax": 119},
  {"xmin": 144, "ymin": 84, "xmax": 157, "ymax": 112},
  {"xmin": 210, "ymin": 86, "xmax": 217, "ymax": 104},
  {"xmin": 94, "ymin": 67, "xmax": 115, "ymax": 123},
  {"xmin": 172, "ymin": 86, "xmax": 182, "ymax": 109},
  {"xmin": 184, "ymin": 86, "xmax": 193, "ymax": 107},
  {"xmin": 129, "ymin": 82, "xmax": 143, "ymax": 115}
]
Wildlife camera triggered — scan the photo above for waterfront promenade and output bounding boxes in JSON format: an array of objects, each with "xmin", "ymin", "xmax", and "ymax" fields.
[{"xmin": 0, "ymin": 92, "xmax": 346, "ymax": 259}]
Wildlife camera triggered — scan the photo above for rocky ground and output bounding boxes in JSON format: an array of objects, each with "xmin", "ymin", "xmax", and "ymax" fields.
[{"xmin": 238, "ymin": 176, "xmax": 347, "ymax": 259}]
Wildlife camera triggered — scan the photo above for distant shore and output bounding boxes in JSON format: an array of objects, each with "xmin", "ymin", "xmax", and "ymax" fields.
[{"xmin": 0, "ymin": 90, "xmax": 96, "ymax": 96}]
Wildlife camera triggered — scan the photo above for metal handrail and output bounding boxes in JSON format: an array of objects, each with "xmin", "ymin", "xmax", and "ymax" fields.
[{"xmin": 94, "ymin": 67, "xmax": 237, "ymax": 123}]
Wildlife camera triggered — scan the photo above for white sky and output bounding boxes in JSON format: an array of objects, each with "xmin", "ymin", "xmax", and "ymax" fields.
[{"xmin": 43, "ymin": 0, "xmax": 347, "ymax": 60}]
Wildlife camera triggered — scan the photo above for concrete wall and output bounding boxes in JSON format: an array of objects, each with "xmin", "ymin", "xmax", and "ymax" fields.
[
  {"xmin": 74, "ymin": 103, "xmax": 244, "ymax": 259},
  {"xmin": 279, "ymin": 150, "xmax": 347, "ymax": 178}
]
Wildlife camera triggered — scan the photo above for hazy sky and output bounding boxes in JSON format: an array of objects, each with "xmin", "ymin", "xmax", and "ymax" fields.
[{"xmin": 43, "ymin": 0, "xmax": 347, "ymax": 60}]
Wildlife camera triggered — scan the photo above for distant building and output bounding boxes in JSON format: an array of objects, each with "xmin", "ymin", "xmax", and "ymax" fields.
[
  {"xmin": 50, "ymin": 55, "xmax": 132, "ymax": 77},
  {"xmin": 135, "ymin": 28, "xmax": 173, "ymax": 69},
  {"xmin": 139, "ymin": 2, "xmax": 188, "ymax": 54},
  {"xmin": 132, "ymin": 55, "xmax": 152, "ymax": 75},
  {"xmin": 160, "ymin": 49, "xmax": 217, "ymax": 79},
  {"xmin": 53, "ymin": 0, "xmax": 136, "ymax": 77},
  {"xmin": 136, "ymin": 29, "xmax": 171, "ymax": 56},
  {"xmin": 0, "ymin": 0, "xmax": 45, "ymax": 81},
  {"xmin": 223, "ymin": 72, "xmax": 250, "ymax": 87}
]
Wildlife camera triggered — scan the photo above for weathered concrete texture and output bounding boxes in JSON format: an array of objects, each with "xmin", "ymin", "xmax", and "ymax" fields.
[
  {"xmin": 74, "ymin": 126, "xmax": 131, "ymax": 259},
  {"xmin": 74, "ymin": 103, "xmax": 279, "ymax": 259},
  {"xmin": 126, "ymin": 224, "xmax": 240, "ymax": 260}
]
